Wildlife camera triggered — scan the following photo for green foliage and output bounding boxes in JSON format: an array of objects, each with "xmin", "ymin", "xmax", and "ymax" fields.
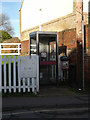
[
  {"xmin": 0, "ymin": 30, "xmax": 12, "ymax": 43},
  {"xmin": 1, "ymin": 55, "xmax": 18, "ymax": 65}
]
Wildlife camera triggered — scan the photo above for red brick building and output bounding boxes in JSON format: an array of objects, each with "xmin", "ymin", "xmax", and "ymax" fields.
[{"xmin": 19, "ymin": 0, "xmax": 90, "ymax": 85}]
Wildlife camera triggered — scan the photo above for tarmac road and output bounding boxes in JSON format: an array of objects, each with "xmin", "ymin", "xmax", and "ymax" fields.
[
  {"xmin": 2, "ymin": 95, "xmax": 88, "ymax": 119},
  {"xmin": 3, "ymin": 107, "xmax": 88, "ymax": 119},
  {"xmin": 1, "ymin": 86, "xmax": 89, "ymax": 119}
]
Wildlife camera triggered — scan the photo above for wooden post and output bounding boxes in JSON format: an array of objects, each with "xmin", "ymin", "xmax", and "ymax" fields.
[
  {"xmin": 4, "ymin": 56, "xmax": 6, "ymax": 93},
  {"xmin": 23, "ymin": 78, "xmax": 26, "ymax": 93},
  {"xmin": 13, "ymin": 56, "xmax": 16, "ymax": 92},
  {"xmin": 32, "ymin": 78, "xmax": 35, "ymax": 92},
  {"xmin": 27, "ymin": 78, "xmax": 30, "ymax": 92},
  {"xmin": 9, "ymin": 56, "xmax": 11, "ymax": 93},
  {"xmin": 18, "ymin": 55, "xmax": 21, "ymax": 92}
]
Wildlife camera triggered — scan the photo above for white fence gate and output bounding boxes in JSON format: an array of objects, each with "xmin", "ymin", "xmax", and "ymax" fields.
[{"xmin": 0, "ymin": 43, "xmax": 39, "ymax": 93}]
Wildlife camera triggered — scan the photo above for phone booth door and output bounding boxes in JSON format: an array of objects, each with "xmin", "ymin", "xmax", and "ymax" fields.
[{"xmin": 29, "ymin": 31, "xmax": 58, "ymax": 85}]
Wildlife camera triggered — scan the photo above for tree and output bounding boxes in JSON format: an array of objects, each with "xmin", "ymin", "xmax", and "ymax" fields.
[
  {"xmin": 0, "ymin": 30, "xmax": 12, "ymax": 43},
  {"xmin": 0, "ymin": 13, "xmax": 14, "ymax": 36}
]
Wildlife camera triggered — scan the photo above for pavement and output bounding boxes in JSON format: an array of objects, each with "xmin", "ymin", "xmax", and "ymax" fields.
[{"xmin": 1, "ymin": 85, "xmax": 89, "ymax": 119}]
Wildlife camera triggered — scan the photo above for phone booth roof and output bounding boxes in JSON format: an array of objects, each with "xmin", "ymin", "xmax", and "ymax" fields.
[
  {"xmin": 29, "ymin": 31, "xmax": 57, "ymax": 36},
  {"xmin": 29, "ymin": 31, "xmax": 57, "ymax": 41}
]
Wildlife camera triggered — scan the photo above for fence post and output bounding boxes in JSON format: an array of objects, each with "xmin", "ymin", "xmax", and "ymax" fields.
[
  {"xmin": 23, "ymin": 78, "xmax": 26, "ymax": 93},
  {"xmin": 9, "ymin": 55, "xmax": 11, "ymax": 93},
  {"xmin": 4, "ymin": 56, "xmax": 6, "ymax": 93},
  {"xmin": 18, "ymin": 55, "xmax": 21, "ymax": 92},
  {"xmin": 32, "ymin": 78, "xmax": 35, "ymax": 92},
  {"xmin": 13, "ymin": 56, "xmax": 16, "ymax": 92},
  {"xmin": 18, "ymin": 44, "xmax": 20, "ymax": 55},
  {"xmin": 27, "ymin": 78, "xmax": 30, "ymax": 92}
]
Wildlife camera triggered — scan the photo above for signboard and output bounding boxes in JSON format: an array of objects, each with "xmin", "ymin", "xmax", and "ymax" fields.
[
  {"xmin": 20, "ymin": 55, "xmax": 38, "ymax": 78},
  {"xmin": 61, "ymin": 61, "xmax": 69, "ymax": 70},
  {"xmin": 41, "ymin": 52, "xmax": 47, "ymax": 58}
]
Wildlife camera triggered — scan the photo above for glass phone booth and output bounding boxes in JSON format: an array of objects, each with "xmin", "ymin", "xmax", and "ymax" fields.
[{"xmin": 29, "ymin": 31, "xmax": 58, "ymax": 85}]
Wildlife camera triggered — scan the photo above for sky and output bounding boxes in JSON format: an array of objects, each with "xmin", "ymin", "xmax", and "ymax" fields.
[
  {"xmin": 0, "ymin": 0, "xmax": 89, "ymax": 39},
  {"xmin": 0, "ymin": 0, "xmax": 23, "ymax": 39}
]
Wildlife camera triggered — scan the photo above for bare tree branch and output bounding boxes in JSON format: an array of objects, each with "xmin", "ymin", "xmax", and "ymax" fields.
[{"xmin": 0, "ymin": 13, "xmax": 14, "ymax": 36}]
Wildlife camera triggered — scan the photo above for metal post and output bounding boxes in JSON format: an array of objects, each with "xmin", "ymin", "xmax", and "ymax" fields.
[
  {"xmin": 36, "ymin": 32, "xmax": 39, "ymax": 55},
  {"xmin": 56, "ymin": 33, "xmax": 58, "ymax": 86},
  {"xmin": 36, "ymin": 32, "xmax": 39, "ymax": 87},
  {"xmin": 29, "ymin": 35, "xmax": 31, "ymax": 56},
  {"xmin": 36, "ymin": 55, "xmax": 39, "ymax": 92},
  {"xmin": 82, "ymin": 20, "xmax": 85, "ymax": 90},
  {"xmin": 39, "ymin": 8, "xmax": 42, "ymax": 31}
]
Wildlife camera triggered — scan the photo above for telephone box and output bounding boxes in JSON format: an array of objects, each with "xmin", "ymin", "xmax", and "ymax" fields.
[{"xmin": 29, "ymin": 31, "xmax": 58, "ymax": 85}]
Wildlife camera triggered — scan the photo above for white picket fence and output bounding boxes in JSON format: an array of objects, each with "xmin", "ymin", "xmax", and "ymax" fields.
[
  {"xmin": 0, "ymin": 55, "xmax": 39, "ymax": 93},
  {"xmin": 0, "ymin": 43, "xmax": 21, "ymax": 55},
  {"xmin": 0, "ymin": 43, "xmax": 39, "ymax": 93}
]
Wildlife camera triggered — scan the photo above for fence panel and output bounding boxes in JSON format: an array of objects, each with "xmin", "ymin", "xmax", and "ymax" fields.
[
  {"xmin": 0, "ymin": 55, "xmax": 39, "ymax": 93},
  {"xmin": 0, "ymin": 43, "xmax": 21, "ymax": 55}
]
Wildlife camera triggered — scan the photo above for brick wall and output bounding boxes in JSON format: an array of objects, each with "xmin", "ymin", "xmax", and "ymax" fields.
[
  {"xmin": 21, "ymin": 25, "xmax": 90, "ymax": 57},
  {"xmin": 58, "ymin": 25, "xmax": 90, "ymax": 84},
  {"xmin": 84, "ymin": 24, "xmax": 90, "ymax": 84},
  {"xmin": 21, "ymin": 25, "xmax": 90, "ymax": 84},
  {"xmin": 21, "ymin": 40, "xmax": 29, "ymax": 55}
]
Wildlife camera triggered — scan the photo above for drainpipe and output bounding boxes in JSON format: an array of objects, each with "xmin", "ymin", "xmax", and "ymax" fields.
[
  {"xmin": 82, "ymin": 20, "xmax": 85, "ymax": 91},
  {"xmin": 76, "ymin": 0, "xmax": 84, "ymax": 89}
]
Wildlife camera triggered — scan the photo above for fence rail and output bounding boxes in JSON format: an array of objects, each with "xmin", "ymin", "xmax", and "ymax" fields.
[
  {"xmin": 0, "ymin": 55, "xmax": 39, "ymax": 93},
  {"xmin": 0, "ymin": 43, "xmax": 21, "ymax": 55}
]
